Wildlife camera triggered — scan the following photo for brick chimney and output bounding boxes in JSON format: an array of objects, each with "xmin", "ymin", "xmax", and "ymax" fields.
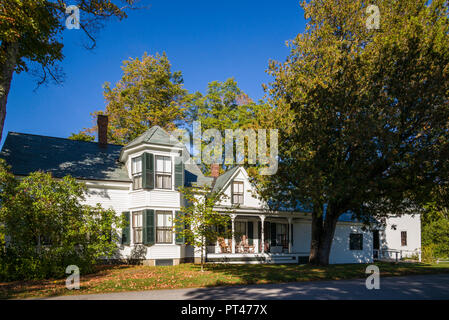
[
  {"xmin": 97, "ymin": 115, "xmax": 108, "ymax": 146},
  {"xmin": 210, "ymin": 164, "xmax": 220, "ymax": 178}
]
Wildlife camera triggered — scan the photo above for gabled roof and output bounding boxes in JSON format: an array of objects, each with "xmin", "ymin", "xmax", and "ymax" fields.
[
  {"xmin": 0, "ymin": 132, "xmax": 130, "ymax": 182},
  {"xmin": 212, "ymin": 166, "xmax": 242, "ymax": 192},
  {"xmin": 124, "ymin": 126, "xmax": 184, "ymax": 150},
  {"xmin": 183, "ymin": 156, "xmax": 214, "ymax": 188}
]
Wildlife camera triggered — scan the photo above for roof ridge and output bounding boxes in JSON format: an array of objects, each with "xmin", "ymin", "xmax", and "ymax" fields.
[
  {"xmin": 5, "ymin": 131, "xmax": 123, "ymax": 147},
  {"xmin": 147, "ymin": 125, "xmax": 164, "ymax": 142}
]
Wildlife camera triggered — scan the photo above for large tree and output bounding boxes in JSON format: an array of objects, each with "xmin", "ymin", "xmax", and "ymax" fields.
[
  {"xmin": 0, "ymin": 0, "xmax": 138, "ymax": 142},
  {"xmin": 186, "ymin": 78, "xmax": 272, "ymax": 174},
  {"xmin": 77, "ymin": 52, "xmax": 188, "ymax": 145},
  {"xmin": 260, "ymin": 0, "xmax": 449, "ymax": 265}
]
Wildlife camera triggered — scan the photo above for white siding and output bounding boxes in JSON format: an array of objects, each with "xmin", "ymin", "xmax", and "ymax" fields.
[
  {"xmin": 291, "ymin": 221, "xmax": 373, "ymax": 264},
  {"xmin": 292, "ymin": 222, "xmax": 311, "ymax": 253},
  {"xmin": 329, "ymin": 223, "xmax": 373, "ymax": 264},
  {"xmin": 219, "ymin": 170, "xmax": 266, "ymax": 208},
  {"xmin": 129, "ymin": 190, "xmax": 148, "ymax": 208},
  {"xmin": 383, "ymin": 214, "xmax": 421, "ymax": 258},
  {"xmin": 149, "ymin": 190, "xmax": 180, "ymax": 208},
  {"xmin": 83, "ymin": 187, "xmax": 129, "ymax": 214}
]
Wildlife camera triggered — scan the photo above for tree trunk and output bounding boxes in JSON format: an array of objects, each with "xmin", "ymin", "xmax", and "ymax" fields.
[
  {"xmin": 309, "ymin": 208, "xmax": 323, "ymax": 265},
  {"xmin": 309, "ymin": 203, "xmax": 340, "ymax": 266},
  {"xmin": 0, "ymin": 42, "xmax": 19, "ymax": 142},
  {"xmin": 201, "ymin": 236, "xmax": 204, "ymax": 272}
]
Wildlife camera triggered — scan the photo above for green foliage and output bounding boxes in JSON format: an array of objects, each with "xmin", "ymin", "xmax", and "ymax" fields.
[
  {"xmin": 422, "ymin": 244, "xmax": 437, "ymax": 263},
  {"xmin": 0, "ymin": 160, "xmax": 122, "ymax": 281},
  {"xmin": 186, "ymin": 78, "xmax": 273, "ymax": 174},
  {"xmin": 0, "ymin": 1, "xmax": 138, "ymax": 144},
  {"xmin": 0, "ymin": 0, "xmax": 135, "ymax": 77},
  {"xmin": 68, "ymin": 132, "xmax": 95, "ymax": 142},
  {"xmin": 83, "ymin": 52, "xmax": 187, "ymax": 145},
  {"xmin": 259, "ymin": 0, "xmax": 449, "ymax": 264},
  {"xmin": 174, "ymin": 186, "xmax": 233, "ymax": 271},
  {"xmin": 423, "ymin": 219, "xmax": 449, "ymax": 259}
]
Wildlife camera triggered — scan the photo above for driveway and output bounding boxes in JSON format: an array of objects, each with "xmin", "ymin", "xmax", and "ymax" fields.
[{"xmin": 44, "ymin": 274, "xmax": 449, "ymax": 300}]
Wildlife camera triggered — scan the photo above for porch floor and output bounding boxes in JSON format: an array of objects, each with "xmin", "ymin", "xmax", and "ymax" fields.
[{"xmin": 206, "ymin": 252, "xmax": 310, "ymax": 264}]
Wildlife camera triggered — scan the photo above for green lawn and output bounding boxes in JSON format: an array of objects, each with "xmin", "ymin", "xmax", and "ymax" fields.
[{"xmin": 1, "ymin": 261, "xmax": 449, "ymax": 299}]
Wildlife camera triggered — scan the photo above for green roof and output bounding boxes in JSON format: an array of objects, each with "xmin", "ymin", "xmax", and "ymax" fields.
[{"xmin": 124, "ymin": 126, "xmax": 184, "ymax": 149}]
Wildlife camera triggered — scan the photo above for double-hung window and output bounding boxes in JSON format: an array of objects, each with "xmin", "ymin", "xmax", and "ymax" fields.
[
  {"xmin": 132, "ymin": 157, "xmax": 143, "ymax": 190},
  {"xmin": 156, "ymin": 156, "xmax": 172, "ymax": 189},
  {"xmin": 156, "ymin": 211, "xmax": 173, "ymax": 244},
  {"xmin": 349, "ymin": 233, "xmax": 363, "ymax": 250},
  {"xmin": 232, "ymin": 181, "xmax": 244, "ymax": 204},
  {"xmin": 401, "ymin": 231, "xmax": 407, "ymax": 246},
  {"xmin": 132, "ymin": 211, "xmax": 143, "ymax": 244}
]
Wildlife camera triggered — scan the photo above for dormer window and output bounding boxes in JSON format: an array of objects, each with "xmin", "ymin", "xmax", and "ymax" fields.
[
  {"xmin": 156, "ymin": 156, "xmax": 172, "ymax": 189},
  {"xmin": 232, "ymin": 181, "xmax": 244, "ymax": 204},
  {"xmin": 131, "ymin": 156, "xmax": 142, "ymax": 190}
]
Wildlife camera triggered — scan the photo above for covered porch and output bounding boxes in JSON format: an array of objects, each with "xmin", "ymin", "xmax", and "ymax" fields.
[{"xmin": 205, "ymin": 212, "xmax": 309, "ymax": 263}]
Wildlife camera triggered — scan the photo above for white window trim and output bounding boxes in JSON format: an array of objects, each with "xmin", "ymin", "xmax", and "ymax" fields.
[{"xmin": 155, "ymin": 155, "xmax": 173, "ymax": 191}]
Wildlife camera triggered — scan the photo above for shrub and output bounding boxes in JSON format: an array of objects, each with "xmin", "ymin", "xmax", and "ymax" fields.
[
  {"xmin": 422, "ymin": 218, "xmax": 449, "ymax": 260},
  {"xmin": 0, "ymin": 160, "xmax": 123, "ymax": 281}
]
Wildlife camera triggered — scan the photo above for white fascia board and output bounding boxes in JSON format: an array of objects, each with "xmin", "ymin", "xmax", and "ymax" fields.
[
  {"xmin": 120, "ymin": 143, "xmax": 185, "ymax": 162},
  {"xmin": 83, "ymin": 179, "xmax": 130, "ymax": 190}
]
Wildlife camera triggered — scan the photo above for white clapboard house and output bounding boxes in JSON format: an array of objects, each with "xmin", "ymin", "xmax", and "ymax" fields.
[{"xmin": 0, "ymin": 116, "xmax": 421, "ymax": 265}]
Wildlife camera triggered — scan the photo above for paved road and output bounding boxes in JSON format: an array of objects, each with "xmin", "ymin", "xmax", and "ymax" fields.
[{"xmin": 45, "ymin": 274, "xmax": 449, "ymax": 300}]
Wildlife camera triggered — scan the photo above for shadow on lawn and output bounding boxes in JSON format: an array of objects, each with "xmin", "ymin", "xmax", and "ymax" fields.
[
  {"xmin": 0, "ymin": 264, "xmax": 129, "ymax": 299},
  {"xmin": 184, "ymin": 263, "xmax": 449, "ymax": 300}
]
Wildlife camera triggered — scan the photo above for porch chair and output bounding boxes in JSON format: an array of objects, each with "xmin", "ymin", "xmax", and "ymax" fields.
[
  {"xmin": 241, "ymin": 235, "xmax": 255, "ymax": 253},
  {"xmin": 218, "ymin": 237, "xmax": 230, "ymax": 253}
]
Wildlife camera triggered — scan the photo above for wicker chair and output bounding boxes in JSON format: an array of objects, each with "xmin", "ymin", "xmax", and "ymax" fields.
[
  {"xmin": 218, "ymin": 237, "xmax": 230, "ymax": 253},
  {"xmin": 242, "ymin": 235, "xmax": 255, "ymax": 253}
]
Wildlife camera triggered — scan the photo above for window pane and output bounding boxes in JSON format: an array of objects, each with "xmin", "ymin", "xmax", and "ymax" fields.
[
  {"xmin": 133, "ymin": 175, "xmax": 142, "ymax": 190},
  {"xmin": 164, "ymin": 158, "xmax": 172, "ymax": 173},
  {"xmin": 163, "ymin": 175, "xmax": 171, "ymax": 189},
  {"xmin": 134, "ymin": 228, "xmax": 142, "ymax": 243},
  {"xmin": 156, "ymin": 227, "xmax": 172, "ymax": 243},
  {"xmin": 132, "ymin": 157, "xmax": 142, "ymax": 174},
  {"xmin": 157, "ymin": 157, "xmax": 164, "ymax": 172},
  {"xmin": 401, "ymin": 231, "xmax": 407, "ymax": 246},
  {"xmin": 157, "ymin": 212, "xmax": 172, "ymax": 227},
  {"xmin": 350, "ymin": 234, "xmax": 363, "ymax": 250}
]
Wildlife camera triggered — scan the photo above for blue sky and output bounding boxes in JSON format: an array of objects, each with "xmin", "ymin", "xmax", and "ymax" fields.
[{"xmin": 3, "ymin": 0, "xmax": 305, "ymax": 146}]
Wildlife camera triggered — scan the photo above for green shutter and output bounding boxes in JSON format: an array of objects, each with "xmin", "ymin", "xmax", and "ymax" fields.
[
  {"xmin": 175, "ymin": 210, "xmax": 185, "ymax": 244},
  {"xmin": 248, "ymin": 221, "xmax": 254, "ymax": 245},
  {"xmin": 142, "ymin": 153, "xmax": 154, "ymax": 189},
  {"xmin": 121, "ymin": 212, "xmax": 130, "ymax": 245},
  {"xmin": 291, "ymin": 223, "xmax": 293, "ymax": 245},
  {"xmin": 270, "ymin": 222, "xmax": 277, "ymax": 246},
  {"xmin": 174, "ymin": 156, "xmax": 184, "ymax": 190},
  {"xmin": 143, "ymin": 209, "xmax": 155, "ymax": 245}
]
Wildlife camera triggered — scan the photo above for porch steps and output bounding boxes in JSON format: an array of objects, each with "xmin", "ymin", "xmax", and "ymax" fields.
[
  {"xmin": 267, "ymin": 254, "xmax": 298, "ymax": 264},
  {"xmin": 206, "ymin": 253, "xmax": 309, "ymax": 265}
]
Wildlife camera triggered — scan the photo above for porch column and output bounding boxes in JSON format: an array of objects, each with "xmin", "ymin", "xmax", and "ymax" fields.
[
  {"xmin": 259, "ymin": 215, "xmax": 265, "ymax": 253},
  {"xmin": 287, "ymin": 217, "xmax": 292, "ymax": 254},
  {"xmin": 231, "ymin": 214, "xmax": 236, "ymax": 254}
]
